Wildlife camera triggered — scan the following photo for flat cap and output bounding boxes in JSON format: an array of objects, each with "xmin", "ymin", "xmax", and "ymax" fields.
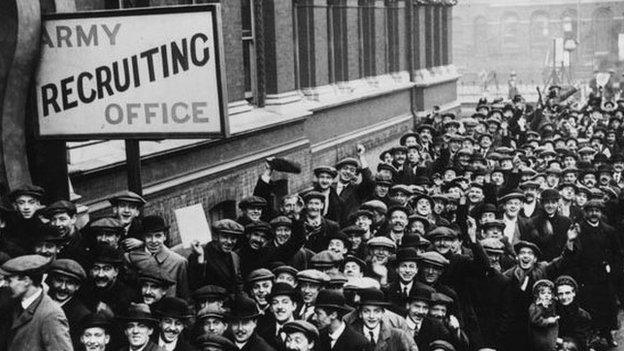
[
  {"xmin": 341, "ymin": 225, "xmax": 366, "ymax": 237},
  {"xmin": 270, "ymin": 216, "xmax": 293, "ymax": 228},
  {"xmin": 246, "ymin": 268, "xmax": 275, "ymax": 284},
  {"xmin": 430, "ymin": 340, "xmax": 456, "ymax": 351},
  {"xmin": 283, "ymin": 320, "xmax": 319, "ymax": 342},
  {"xmin": 302, "ymin": 190, "xmax": 326, "ymax": 203},
  {"xmin": 297, "ymin": 269, "xmax": 330, "ymax": 284},
  {"xmin": 519, "ymin": 180, "xmax": 540, "ymax": 189},
  {"xmin": 514, "ymin": 240, "xmax": 542, "ymax": 258},
  {"xmin": 498, "ymin": 191, "xmax": 525, "ymax": 204},
  {"xmin": 430, "ymin": 292, "xmax": 454, "ymax": 306},
  {"xmin": 327, "ymin": 231, "xmax": 349, "ymax": 245},
  {"xmin": 196, "ymin": 305, "xmax": 228, "ymax": 320},
  {"xmin": 377, "ymin": 163, "xmax": 398, "ymax": 177},
  {"xmin": 554, "ymin": 275, "xmax": 578, "ymax": 291},
  {"xmin": 313, "ymin": 166, "xmax": 338, "ymax": 178},
  {"xmin": 343, "ymin": 277, "xmax": 380, "ymax": 290},
  {"xmin": 154, "ymin": 297, "xmax": 192, "ymax": 320},
  {"xmin": 88, "ymin": 217, "xmax": 125, "ymax": 236},
  {"xmin": 415, "ymin": 124, "xmax": 437, "ymax": 134},
  {"xmin": 417, "ymin": 251, "xmax": 450, "ymax": 268},
  {"xmin": 238, "ymin": 196, "xmax": 267, "ymax": 209},
  {"xmin": 480, "ymin": 238, "xmax": 505, "ymax": 254},
  {"xmin": 578, "ymin": 146, "xmax": 596, "ymax": 155},
  {"xmin": 192, "ymin": 285, "xmax": 228, "ymax": 301},
  {"xmin": 272, "ymin": 265, "xmax": 298, "ymax": 277},
  {"xmin": 48, "ymin": 258, "xmax": 86, "ymax": 282},
  {"xmin": 137, "ymin": 266, "xmax": 176, "ymax": 287},
  {"xmin": 196, "ymin": 333, "xmax": 236, "ymax": 350},
  {"xmin": 428, "ymin": 226, "xmax": 458, "ymax": 241},
  {"xmin": 108, "ymin": 190, "xmax": 146, "ymax": 206},
  {"xmin": 245, "ymin": 221, "xmax": 272, "ymax": 236},
  {"xmin": 335, "ymin": 157, "xmax": 361, "ymax": 170},
  {"xmin": 343, "ymin": 255, "xmax": 366, "ymax": 269},
  {"xmin": 213, "ymin": 219, "xmax": 244, "ymax": 235},
  {"xmin": 9, "ymin": 184, "xmax": 45, "ymax": 201},
  {"xmin": 366, "ymin": 236, "xmax": 397, "ymax": 250},
  {"xmin": 533, "ymin": 279, "xmax": 554, "ymax": 296},
  {"xmin": 583, "ymin": 199, "xmax": 605, "ymax": 211},
  {"xmin": 0, "ymin": 254, "xmax": 50, "ymax": 276},
  {"xmin": 482, "ymin": 220, "xmax": 506, "ymax": 231},
  {"xmin": 361, "ymin": 200, "xmax": 387, "ymax": 215},
  {"xmin": 390, "ymin": 184, "xmax": 412, "ymax": 195},
  {"xmin": 43, "ymin": 200, "xmax": 77, "ymax": 218}
]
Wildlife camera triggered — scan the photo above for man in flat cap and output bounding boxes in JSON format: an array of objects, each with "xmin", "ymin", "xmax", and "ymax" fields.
[
  {"xmin": 87, "ymin": 217, "xmax": 125, "ymax": 250},
  {"xmin": 283, "ymin": 320, "xmax": 319, "ymax": 351},
  {"xmin": 46, "ymin": 258, "xmax": 90, "ymax": 347},
  {"xmin": 6, "ymin": 185, "xmax": 45, "ymax": 252},
  {"xmin": 137, "ymin": 266, "xmax": 176, "ymax": 307},
  {"xmin": 126, "ymin": 215, "xmax": 189, "ymax": 299},
  {"xmin": 313, "ymin": 289, "xmax": 369, "ymax": 351},
  {"xmin": 266, "ymin": 216, "xmax": 309, "ymax": 270},
  {"xmin": 246, "ymin": 268, "xmax": 275, "ymax": 315},
  {"xmin": 189, "ymin": 219, "xmax": 244, "ymax": 293},
  {"xmin": 152, "ymin": 297, "xmax": 196, "ymax": 351},
  {"xmin": 191, "ymin": 285, "xmax": 229, "ymax": 312},
  {"xmin": 300, "ymin": 190, "xmax": 340, "ymax": 253},
  {"xmin": 195, "ymin": 333, "xmax": 236, "ymax": 351},
  {"xmin": 42, "ymin": 200, "xmax": 90, "ymax": 265},
  {"xmin": 226, "ymin": 294, "xmax": 275, "ymax": 351},
  {"xmin": 118, "ymin": 303, "xmax": 165, "ymax": 351},
  {"xmin": 237, "ymin": 221, "xmax": 274, "ymax": 277},
  {"xmin": 0, "ymin": 254, "xmax": 73, "ymax": 351},
  {"xmin": 196, "ymin": 305, "xmax": 229, "ymax": 337},
  {"xmin": 310, "ymin": 165, "xmax": 343, "ymax": 223},
  {"xmin": 296, "ymin": 269, "xmax": 329, "ymax": 322},
  {"xmin": 108, "ymin": 190, "xmax": 147, "ymax": 251},
  {"xmin": 554, "ymin": 276, "xmax": 592, "ymax": 351},
  {"xmin": 334, "ymin": 144, "xmax": 374, "ymax": 224},
  {"xmin": 257, "ymin": 282, "xmax": 300, "ymax": 350},
  {"xmin": 236, "ymin": 196, "xmax": 268, "ymax": 226}
]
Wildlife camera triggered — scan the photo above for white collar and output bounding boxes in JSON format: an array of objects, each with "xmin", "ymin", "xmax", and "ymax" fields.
[
  {"xmin": 21, "ymin": 288, "xmax": 42, "ymax": 310},
  {"xmin": 158, "ymin": 336, "xmax": 178, "ymax": 351},
  {"xmin": 363, "ymin": 323, "xmax": 381, "ymax": 342},
  {"xmin": 328, "ymin": 321, "xmax": 346, "ymax": 341},
  {"xmin": 399, "ymin": 281, "xmax": 413, "ymax": 292},
  {"xmin": 587, "ymin": 220, "xmax": 600, "ymax": 227},
  {"xmin": 235, "ymin": 341, "xmax": 248, "ymax": 349},
  {"xmin": 405, "ymin": 315, "xmax": 423, "ymax": 330}
]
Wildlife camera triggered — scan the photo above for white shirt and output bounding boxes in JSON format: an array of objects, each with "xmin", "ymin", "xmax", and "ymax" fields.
[
  {"xmin": 405, "ymin": 316, "xmax": 423, "ymax": 333},
  {"xmin": 21, "ymin": 288, "xmax": 43, "ymax": 310},
  {"xmin": 158, "ymin": 336, "xmax": 178, "ymax": 351},
  {"xmin": 235, "ymin": 341, "xmax": 248, "ymax": 350},
  {"xmin": 328, "ymin": 321, "xmax": 346, "ymax": 348},
  {"xmin": 523, "ymin": 201, "xmax": 536, "ymax": 217},
  {"xmin": 363, "ymin": 324, "xmax": 381, "ymax": 344},
  {"xmin": 503, "ymin": 216, "xmax": 517, "ymax": 244}
]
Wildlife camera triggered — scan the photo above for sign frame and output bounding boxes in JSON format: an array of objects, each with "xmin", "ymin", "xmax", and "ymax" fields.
[{"xmin": 34, "ymin": 4, "xmax": 229, "ymax": 141}]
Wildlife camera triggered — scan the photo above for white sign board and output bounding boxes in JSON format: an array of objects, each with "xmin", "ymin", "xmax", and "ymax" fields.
[
  {"xmin": 35, "ymin": 6, "xmax": 228, "ymax": 139},
  {"xmin": 174, "ymin": 203, "xmax": 211, "ymax": 246}
]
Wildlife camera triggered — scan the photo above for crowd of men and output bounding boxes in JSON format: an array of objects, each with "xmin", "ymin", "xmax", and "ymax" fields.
[{"xmin": 1, "ymin": 84, "xmax": 624, "ymax": 351}]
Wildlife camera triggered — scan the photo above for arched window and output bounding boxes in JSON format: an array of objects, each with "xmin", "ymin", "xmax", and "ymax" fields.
[
  {"xmin": 530, "ymin": 11, "xmax": 550, "ymax": 53},
  {"xmin": 500, "ymin": 12, "xmax": 520, "ymax": 52},
  {"xmin": 473, "ymin": 16, "xmax": 488, "ymax": 56},
  {"xmin": 593, "ymin": 8, "xmax": 614, "ymax": 54},
  {"xmin": 561, "ymin": 9, "xmax": 578, "ymax": 39}
]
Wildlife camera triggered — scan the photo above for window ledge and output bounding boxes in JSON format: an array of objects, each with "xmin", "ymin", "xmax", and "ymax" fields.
[{"xmin": 413, "ymin": 65, "xmax": 461, "ymax": 88}]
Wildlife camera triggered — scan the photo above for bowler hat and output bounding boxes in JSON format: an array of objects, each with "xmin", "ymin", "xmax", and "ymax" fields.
[
  {"xmin": 343, "ymin": 255, "xmax": 366, "ymax": 270},
  {"xmin": 406, "ymin": 287, "xmax": 433, "ymax": 303},
  {"xmin": 267, "ymin": 282, "xmax": 301, "ymax": 302},
  {"xmin": 283, "ymin": 320, "xmax": 319, "ymax": 342},
  {"xmin": 415, "ymin": 124, "xmax": 437, "ymax": 134},
  {"xmin": 192, "ymin": 285, "xmax": 228, "ymax": 301},
  {"xmin": 154, "ymin": 297, "xmax": 192, "ymax": 319},
  {"xmin": 118, "ymin": 303, "xmax": 158, "ymax": 326},
  {"xmin": 141, "ymin": 215, "xmax": 169, "ymax": 234},
  {"xmin": 396, "ymin": 247, "xmax": 420, "ymax": 263},
  {"xmin": 358, "ymin": 288, "xmax": 391, "ymax": 307},
  {"xmin": 314, "ymin": 289, "xmax": 353, "ymax": 312},
  {"xmin": 226, "ymin": 294, "xmax": 261, "ymax": 321},
  {"xmin": 400, "ymin": 132, "xmax": 419, "ymax": 146},
  {"xmin": 92, "ymin": 245, "xmax": 124, "ymax": 265},
  {"xmin": 79, "ymin": 313, "xmax": 112, "ymax": 331},
  {"xmin": 137, "ymin": 266, "xmax": 176, "ymax": 287},
  {"xmin": 540, "ymin": 189, "xmax": 560, "ymax": 202}
]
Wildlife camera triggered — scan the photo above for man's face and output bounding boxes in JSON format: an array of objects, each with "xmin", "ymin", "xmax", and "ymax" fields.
[
  {"xmin": 576, "ymin": 192, "xmax": 588, "ymax": 206},
  {"xmin": 480, "ymin": 137, "xmax": 492, "ymax": 149},
  {"xmin": 484, "ymin": 228, "xmax": 503, "ymax": 240},
  {"xmin": 276, "ymin": 273, "xmax": 297, "ymax": 287},
  {"xmin": 390, "ymin": 191, "xmax": 408, "ymax": 205},
  {"xmin": 245, "ymin": 207, "xmax": 263, "ymax": 222},
  {"xmin": 251, "ymin": 279, "xmax": 273, "ymax": 307},
  {"xmin": 504, "ymin": 199, "xmax": 522, "ymax": 217},
  {"xmin": 6, "ymin": 275, "xmax": 30, "ymax": 298},
  {"xmin": 328, "ymin": 239, "xmax": 347, "ymax": 257},
  {"xmin": 144, "ymin": 231, "xmax": 166, "ymax": 254},
  {"xmin": 434, "ymin": 239, "xmax": 453, "ymax": 255},
  {"xmin": 523, "ymin": 187, "xmax": 538, "ymax": 201},
  {"xmin": 599, "ymin": 173, "xmax": 612, "ymax": 186},
  {"xmin": 360, "ymin": 305, "xmax": 383, "ymax": 329},
  {"xmin": 313, "ymin": 307, "xmax": 332, "ymax": 329},
  {"xmin": 517, "ymin": 248, "xmax": 537, "ymax": 270},
  {"xmin": 231, "ymin": 319, "xmax": 257, "ymax": 344},
  {"xmin": 159, "ymin": 317, "xmax": 184, "ymax": 343},
  {"xmin": 48, "ymin": 274, "xmax": 80, "ymax": 303},
  {"xmin": 374, "ymin": 184, "xmax": 390, "ymax": 198},
  {"xmin": 397, "ymin": 261, "xmax": 418, "ymax": 283},
  {"xmin": 419, "ymin": 129, "xmax": 433, "ymax": 143},
  {"xmin": 113, "ymin": 201, "xmax": 140, "ymax": 225},
  {"xmin": 410, "ymin": 220, "xmax": 426, "ymax": 236},
  {"xmin": 556, "ymin": 285, "xmax": 575, "ymax": 306},
  {"xmin": 14, "ymin": 195, "xmax": 41, "ymax": 219},
  {"xmin": 390, "ymin": 211, "xmax": 408, "ymax": 232},
  {"xmin": 217, "ymin": 233, "xmax": 238, "ymax": 253},
  {"xmin": 96, "ymin": 233, "xmax": 121, "ymax": 249},
  {"xmin": 317, "ymin": 173, "xmax": 334, "ymax": 190},
  {"xmin": 281, "ymin": 197, "xmax": 301, "ymax": 218},
  {"xmin": 407, "ymin": 300, "xmax": 429, "ymax": 321},
  {"xmin": 275, "ymin": 226, "xmax": 292, "ymax": 246},
  {"xmin": 467, "ymin": 187, "xmax": 484, "ymax": 204},
  {"xmin": 486, "ymin": 252, "xmax": 502, "ymax": 267},
  {"xmin": 563, "ymin": 173, "xmax": 577, "ymax": 184},
  {"xmin": 124, "ymin": 322, "xmax": 153, "ymax": 348},
  {"xmin": 393, "ymin": 152, "xmax": 407, "ymax": 165},
  {"xmin": 420, "ymin": 265, "xmax": 443, "ymax": 284},
  {"xmin": 480, "ymin": 212, "xmax": 496, "ymax": 224},
  {"xmin": 90, "ymin": 263, "xmax": 119, "ymax": 288},
  {"xmin": 347, "ymin": 233, "xmax": 363, "ymax": 250},
  {"xmin": 305, "ymin": 199, "xmax": 324, "ymax": 217},
  {"xmin": 300, "ymin": 282, "xmax": 320, "ymax": 304},
  {"xmin": 198, "ymin": 298, "xmax": 224, "ymax": 311},
  {"xmin": 202, "ymin": 317, "xmax": 228, "ymax": 335},
  {"xmin": 543, "ymin": 199, "xmax": 559, "ymax": 216},
  {"xmin": 50, "ymin": 212, "xmax": 76, "ymax": 237},
  {"xmin": 614, "ymin": 162, "xmax": 624, "ymax": 173},
  {"xmin": 271, "ymin": 296, "xmax": 297, "ymax": 323},
  {"xmin": 248, "ymin": 232, "xmax": 269, "ymax": 250},
  {"xmin": 34, "ymin": 241, "xmax": 60, "ymax": 258},
  {"xmin": 370, "ymin": 247, "xmax": 391, "ymax": 263},
  {"xmin": 433, "ymin": 200, "xmax": 445, "ymax": 214},
  {"xmin": 338, "ymin": 165, "xmax": 357, "ymax": 183},
  {"xmin": 560, "ymin": 187, "xmax": 575, "ymax": 201},
  {"xmin": 343, "ymin": 261, "xmax": 363, "ymax": 278},
  {"xmin": 429, "ymin": 304, "xmax": 448, "ymax": 320},
  {"xmin": 416, "ymin": 199, "xmax": 432, "ymax": 216},
  {"xmin": 407, "ymin": 149, "xmax": 420, "ymax": 163},
  {"xmin": 491, "ymin": 172, "xmax": 504, "ymax": 186},
  {"xmin": 563, "ymin": 157, "xmax": 576, "ymax": 168},
  {"xmin": 141, "ymin": 281, "xmax": 166, "ymax": 305},
  {"xmin": 284, "ymin": 332, "xmax": 314, "ymax": 351},
  {"xmin": 585, "ymin": 207, "xmax": 602, "ymax": 223},
  {"xmin": 81, "ymin": 327, "xmax": 110, "ymax": 351}
]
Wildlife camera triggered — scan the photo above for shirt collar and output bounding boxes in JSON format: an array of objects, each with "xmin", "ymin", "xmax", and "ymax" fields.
[
  {"xmin": 21, "ymin": 288, "xmax": 42, "ymax": 310},
  {"xmin": 405, "ymin": 315, "xmax": 423, "ymax": 330},
  {"xmin": 400, "ymin": 281, "xmax": 413, "ymax": 292},
  {"xmin": 158, "ymin": 336, "xmax": 178, "ymax": 351},
  {"xmin": 363, "ymin": 323, "xmax": 381, "ymax": 341},
  {"xmin": 329, "ymin": 321, "xmax": 346, "ymax": 341}
]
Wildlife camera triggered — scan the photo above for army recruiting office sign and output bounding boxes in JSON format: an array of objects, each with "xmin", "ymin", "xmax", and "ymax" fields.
[{"xmin": 34, "ymin": 5, "xmax": 228, "ymax": 139}]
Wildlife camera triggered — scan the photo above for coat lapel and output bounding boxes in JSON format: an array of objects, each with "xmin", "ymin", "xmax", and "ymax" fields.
[
  {"xmin": 376, "ymin": 322, "xmax": 392, "ymax": 351},
  {"xmin": 11, "ymin": 291, "xmax": 43, "ymax": 330}
]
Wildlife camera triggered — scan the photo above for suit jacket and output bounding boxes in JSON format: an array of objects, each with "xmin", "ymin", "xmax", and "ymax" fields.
[
  {"xmin": 256, "ymin": 313, "xmax": 286, "ymax": 351},
  {"xmin": 188, "ymin": 241, "xmax": 243, "ymax": 293},
  {"xmin": 334, "ymin": 167, "xmax": 375, "ymax": 225},
  {"xmin": 412, "ymin": 317, "xmax": 451, "ymax": 351},
  {"xmin": 350, "ymin": 319, "xmax": 417, "ymax": 351},
  {"xmin": 303, "ymin": 217, "xmax": 340, "ymax": 253},
  {"xmin": 3, "ymin": 291, "xmax": 73, "ymax": 351},
  {"xmin": 235, "ymin": 333, "xmax": 275, "ymax": 351},
  {"xmin": 317, "ymin": 324, "xmax": 370, "ymax": 351},
  {"xmin": 126, "ymin": 246, "xmax": 190, "ymax": 299},
  {"xmin": 527, "ymin": 212, "xmax": 572, "ymax": 262}
]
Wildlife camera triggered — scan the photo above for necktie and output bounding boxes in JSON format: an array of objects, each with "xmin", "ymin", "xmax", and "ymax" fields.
[
  {"xmin": 403, "ymin": 286, "xmax": 408, "ymax": 297},
  {"xmin": 369, "ymin": 331, "xmax": 376, "ymax": 347}
]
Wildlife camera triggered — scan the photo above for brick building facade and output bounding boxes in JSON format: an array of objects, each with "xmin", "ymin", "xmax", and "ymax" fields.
[{"xmin": 0, "ymin": 0, "xmax": 459, "ymax": 243}]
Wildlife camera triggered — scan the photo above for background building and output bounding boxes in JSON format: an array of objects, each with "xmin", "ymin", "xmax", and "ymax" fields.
[
  {"xmin": 453, "ymin": 0, "xmax": 624, "ymax": 87},
  {"xmin": 0, "ymin": 0, "xmax": 458, "ymax": 243}
]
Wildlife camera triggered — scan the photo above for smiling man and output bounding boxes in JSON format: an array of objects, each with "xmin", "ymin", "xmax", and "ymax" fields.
[
  {"xmin": 127, "ymin": 215, "xmax": 189, "ymax": 300},
  {"xmin": 257, "ymin": 282, "xmax": 300, "ymax": 350},
  {"xmin": 108, "ymin": 190, "xmax": 147, "ymax": 251},
  {"xmin": 137, "ymin": 267, "xmax": 176, "ymax": 307},
  {"xmin": 119, "ymin": 303, "xmax": 165, "ymax": 351},
  {"xmin": 6, "ymin": 185, "xmax": 45, "ymax": 251},
  {"xmin": 79, "ymin": 313, "xmax": 113, "ymax": 351},
  {"xmin": 226, "ymin": 294, "xmax": 275, "ymax": 351},
  {"xmin": 152, "ymin": 297, "xmax": 196, "ymax": 351},
  {"xmin": 246, "ymin": 268, "xmax": 275, "ymax": 314}
]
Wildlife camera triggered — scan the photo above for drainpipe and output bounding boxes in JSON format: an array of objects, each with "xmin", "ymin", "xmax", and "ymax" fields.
[{"xmin": 406, "ymin": 0, "xmax": 418, "ymax": 128}]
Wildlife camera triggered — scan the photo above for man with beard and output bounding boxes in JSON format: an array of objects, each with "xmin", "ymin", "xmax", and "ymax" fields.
[
  {"xmin": 47, "ymin": 258, "xmax": 90, "ymax": 348},
  {"xmin": 313, "ymin": 289, "xmax": 369, "ymax": 351},
  {"xmin": 404, "ymin": 287, "xmax": 451, "ymax": 351},
  {"xmin": 385, "ymin": 248, "xmax": 432, "ymax": 314},
  {"xmin": 310, "ymin": 166, "xmax": 343, "ymax": 223},
  {"xmin": 349, "ymin": 287, "xmax": 417, "ymax": 351},
  {"xmin": 127, "ymin": 215, "xmax": 189, "ymax": 299},
  {"xmin": 6, "ymin": 185, "xmax": 45, "ymax": 252},
  {"xmin": 189, "ymin": 219, "xmax": 244, "ymax": 293},
  {"xmin": 137, "ymin": 267, "xmax": 175, "ymax": 307},
  {"xmin": 152, "ymin": 297, "xmax": 197, "ymax": 351},
  {"xmin": 246, "ymin": 269, "xmax": 274, "ymax": 314},
  {"xmin": 78, "ymin": 245, "xmax": 137, "ymax": 318},
  {"xmin": 108, "ymin": 191, "xmax": 147, "ymax": 252},
  {"xmin": 334, "ymin": 146, "xmax": 374, "ymax": 223},
  {"xmin": 118, "ymin": 303, "xmax": 165, "ymax": 351},
  {"xmin": 79, "ymin": 313, "xmax": 114, "ymax": 351},
  {"xmin": 257, "ymin": 282, "xmax": 300, "ymax": 350},
  {"xmin": 568, "ymin": 200, "xmax": 621, "ymax": 347},
  {"xmin": 554, "ymin": 276, "xmax": 592, "ymax": 351},
  {"xmin": 519, "ymin": 180, "xmax": 540, "ymax": 218},
  {"xmin": 0, "ymin": 254, "xmax": 73, "ymax": 351},
  {"xmin": 296, "ymin": 269, "xmax": 329, "ymax": 322},
  {"xmin": 236, "ymin": 196, "xmax": 268, "ymax": 226},
  {"xmin": 227, "ymin": 294, "xmax": 275, "ymax": 351},
  {"xmin": 87, "ymin": 218, "xmax": 125, "ymax": 250},
  {"xmin": 300, "ymin": 191, "xmax": 340, "ymax": 253},
  {"xmin": 385, "ymin": 206, "xmax": 410, "ymax": 247},
  {"xmin": 528, "ymin": 189, "xmax": 572, "ymax": 261},
  {"xmin": 283, "ymin": 320, "xmax": 319, "ymax": 351},
  {"xmin": 43, "ymin": 200, "xmax": 90, "ymax": 265}
]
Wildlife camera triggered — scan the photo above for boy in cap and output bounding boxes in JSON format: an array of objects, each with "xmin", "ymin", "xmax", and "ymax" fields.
[
  {"xmin": 43, "ymin": 200, "xmax": 90, "ymax": 265},
  {"xmin": 313, "ymin": 289, "xmax": 369, "ymax": 351},
  {"xmin": 296, "ymin": 269, "xmax": 329, "ymax": 321},
  {"xmin": 192, "ymin": 285, "xmax": 229, "ymax": 312},
  {"xmin": 152, "ymin": 297, "xmax": 196, "ymax": 351},
  {"xmin": 108, "ymin": 190, "xmax": 147, "ymax": 251},
  {"xmin": 197, "ymin": 305, "xmax": 229, "ymax": 337},
  {"xmin": 310, "ymin": 165, "xmax": 343, "ymax": 223},
  {"xmin": 0, "ymin": 254, "xmax": 74, "ymax": 351},
  {"xmin": 266, "ymin": 216, "xmax": 308, "ymax": 271},
  {"xmin": 236, "ymin": 196, "xmax": 268, "ymax": 226}
]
